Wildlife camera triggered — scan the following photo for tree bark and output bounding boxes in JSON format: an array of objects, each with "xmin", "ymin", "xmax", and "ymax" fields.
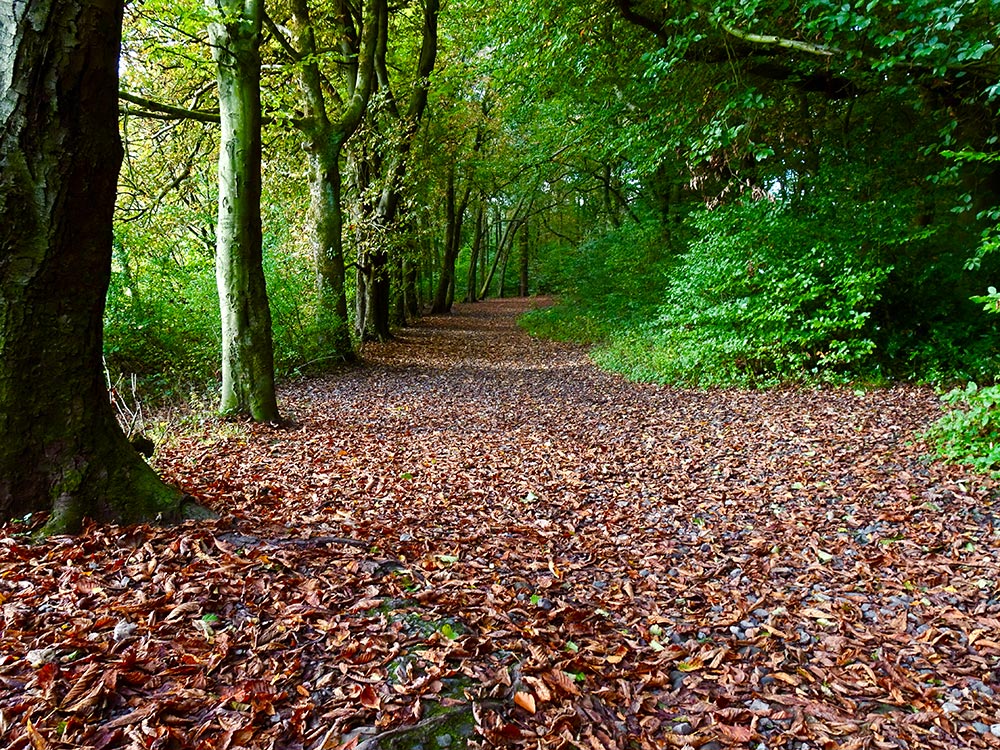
[
  {"xmin": 207, "ymin": 0, "xmax": 280, "ymax": 421},
  {"xmin": 0, "ymin": 0, "xmax": 191, "ymax": 532},
  {"xmin": 404, "ymin": 258, "xmax": 420, "ymax": 318}
]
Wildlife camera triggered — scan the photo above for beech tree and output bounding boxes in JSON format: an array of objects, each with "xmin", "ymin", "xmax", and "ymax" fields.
[
  {"xmin": 207, "ymin": 0, "xmax": 281, "ymax": 420},
  {"xmin": 0, "ymin": 0, "xmax": 198, "ymax": 533},
  {"xmin": 352, "ymin": 0, "xmax": 439, "ymax": 341}
]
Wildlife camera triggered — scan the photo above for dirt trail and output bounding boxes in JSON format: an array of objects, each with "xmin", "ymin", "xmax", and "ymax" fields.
[{"xmin": 2, "ymin": 298, "xmax": 998, "ymax": 750}]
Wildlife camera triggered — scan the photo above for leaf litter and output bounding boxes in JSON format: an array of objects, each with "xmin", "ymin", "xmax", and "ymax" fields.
[{"xmin": 2, "ymin": 298, "xmax": 999, "ymax": 749}]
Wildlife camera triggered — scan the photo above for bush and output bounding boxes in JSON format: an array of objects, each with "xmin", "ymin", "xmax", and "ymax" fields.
[
  {"xmin": 105, "ymin": 207, "xmax": 329, "ymax": 404},
  {"xmin": 526, "ymin": 170, "xmax": 1000, "ymax": 389},
  {"xmin": 104, "ymin": 223, "xmax": 220, "ymax": 400},
  {"xmin": 596, "ymin": 193, "xmax": 897, "ymax": 386},
  {"xmin": 520, "ymin": 219, "xmax": 674, "ymax": 343},
  {"xmin": 927, "ymin": 382, "xmax": 1000, "ymax": 473}
]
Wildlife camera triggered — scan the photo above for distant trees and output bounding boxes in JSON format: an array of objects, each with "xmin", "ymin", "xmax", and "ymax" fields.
[
  {"xmin": 4, "ymin": 0, "xmax": 998, "ymax": 528},
  {"xmin": 351, "ymin": 0, "xmax": 440, "ymax": 340}
]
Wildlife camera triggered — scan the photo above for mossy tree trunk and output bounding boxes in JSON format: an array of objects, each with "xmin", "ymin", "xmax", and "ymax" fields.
[
  {"xmin": 0, "ymin": 0, "xmax": 189, "ymax": 533},
  {"xmin": 287, "ymin": 0, "xmax": 383, "ymax": 357},
  {"xmin": 207, "ymin": 0, "xmax": 280, "ymax": 421}
]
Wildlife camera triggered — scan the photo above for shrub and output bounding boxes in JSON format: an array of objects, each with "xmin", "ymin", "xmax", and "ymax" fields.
[{"xmin": 927, "ymin": 382, "xmax": 1000, "ymax": 473}]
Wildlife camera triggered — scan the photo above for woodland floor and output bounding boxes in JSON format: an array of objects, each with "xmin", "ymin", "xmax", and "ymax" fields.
[{"xmin": 2, "ymin": 298, "xmax": 1000, "ymax": 750}]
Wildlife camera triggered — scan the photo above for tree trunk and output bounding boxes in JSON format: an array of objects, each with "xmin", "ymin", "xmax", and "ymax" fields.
[
  {"xmin": 431, "ymin": 170, "xmax": 459, "ymax": 313},
  {"xmin": 352, "ymin": 0, "xmax": 438, "ymax": 338},
  {"xmin": 0, "ymin": 0, "xmax": 191, "ymax": 532},
  {"xmin": 358, "ymin": 249, "xmax": 393, "ymax": 341},
  {"xmin": 289, "ymin": 0, "xmax": 382, "ymax": 355},
  {"xmin": 304, "ymin": 137, "xmax": 353, "ymax": 356},
  {"xmin": 519, "ymin": 221, "xmax": 530, "ymax": 297},
  {"xmin": 404, "ymin": 259, "xmax": 420, "ymax": 318},
  {"xmin": 208, "ymin": 0, "xmax": 280, "ymax": 421},
  {"xmin": 464, "ymin": 202, "xmax": 485, "ymax": 302},
  {"xmin": 390, "ymin": 255, "xmax": 406, "ymax": 327},
  {"xmin": 498, "ymin": 240, "xmax": 510, "ymax": 298}
]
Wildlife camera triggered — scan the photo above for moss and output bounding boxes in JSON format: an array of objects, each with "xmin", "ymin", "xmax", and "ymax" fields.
[
  {"xmin": 37, "ymin": 493, "xmax": 85, "ymax": 538},
  {"xmin": 355, "ymin": 703, "xmax": 477, "ymax": 749}
]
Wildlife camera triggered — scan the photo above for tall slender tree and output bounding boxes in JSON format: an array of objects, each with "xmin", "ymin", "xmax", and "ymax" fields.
[
  {"xmin": 207, "ymin": 0, "xmax": 280, "ymax": 420},
  {"xmin": 0, "ymin": 0, "xmax": 198, "ymax": 533},
  {"xmin": 267, "ymin": 0, "xmax": 384, "ymax": 358}
]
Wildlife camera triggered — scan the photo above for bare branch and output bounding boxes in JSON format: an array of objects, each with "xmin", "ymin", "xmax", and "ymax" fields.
[
  {"xmin": 719, "ymin": 22, "xmax": 838, "ymax": 57},
  {"xmin": 119, "ymin": 90, "xmax": 221, "ymax": 123}
]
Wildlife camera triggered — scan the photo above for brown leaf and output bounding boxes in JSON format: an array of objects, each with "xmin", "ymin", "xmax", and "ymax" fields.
[
  {"xmin": 720, "ymin": 724, "xmax": 754, "ymax": 742},
  {"xmin": 61, "ymin": 663, "xmax": 103, "ymax": 714},
  {"xmin": 359, "ymin": 685, "xmax": 381, "ymax": 709},
  {"xmin": 513, "ymin": 690, "xmax": 536, "ymax": 713},
  {"xmin": 25, "ymin": 718, "xmax": 50, "ymax": 750}
]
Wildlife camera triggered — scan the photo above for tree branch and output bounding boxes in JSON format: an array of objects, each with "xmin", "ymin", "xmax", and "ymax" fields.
[
  {"xmin": 719, "ymin": 21, "xmax": 838, "ymax": 57},
  {"xmin": 612, "ymin": 0, "xmax": 668, "ymax": 46},
  {"xmin": 119, "ymin": 91, "xmax": 221, "ymax": 123},
  {"xmin": 262, "ymin": 10, "xmax": 302, "ymax": 61}
]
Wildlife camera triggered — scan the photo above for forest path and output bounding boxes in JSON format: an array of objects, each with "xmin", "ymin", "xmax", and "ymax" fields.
[
  {"xmin": 163, "ymin": 297, "xmax": 998, "ymax": 747},
  {"xmin": 3, "ymin": 299, "xmax": 999, "ymax": 750}
]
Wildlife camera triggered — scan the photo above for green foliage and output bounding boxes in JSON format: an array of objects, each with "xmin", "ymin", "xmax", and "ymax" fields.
[
  {"xmin": 595, "ymin": 193, "xmax": 895, "ymax": 387},
  {"xmin": 927, "ymin": 382, "xmax": 1000, "ymax": 473},
  {"xmin": 105, "ymin": 224, "xmax": 220, "ymax": 400},
  {"xmin": 526, "ymin": 162, "xmax": 1000, "ymax": 389},
  {"xmin": 105, "ymin": 194, "xmax": 334, "ymax": 402},
  {"xmin": 521, "ymin": 219, "xmax": 673, "ymax": 344}
]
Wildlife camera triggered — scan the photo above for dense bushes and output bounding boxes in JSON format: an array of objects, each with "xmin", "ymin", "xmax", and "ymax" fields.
[
  {"xmin": 523, "ymin": 186, "xmax": 999, "ymax": 389},
  {"xmin": 522, "ymin": 218, "xmax": 672, "ymax": 344}
]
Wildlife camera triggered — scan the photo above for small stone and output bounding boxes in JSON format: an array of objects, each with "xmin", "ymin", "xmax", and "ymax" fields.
[
  {"xmin": 399, "ymin": 533, "xmax": 414, "ymax": 542},
  {"xmin": 748, "ymin": 699, "xmax": 771, "ymax": 713},
  {"xmin": 699, "ymin": 742, "xmax": 723, "ymax": 750},
  {"xmin": 26, "ymin": 648, "xmax": 57, "ymax": 668},
  {"xmin": 672, "ymin": 721, "xmax": 693, "ymax": 736},
  {"xmin": 940, "ymin": 701, "xmax": 960, "ymax": 713},
  {"xmin": 972, "ymin": 722, "xmax": 990, "ymax": 735},
  {"xmin": 436, "ymin": 734, "xmax": 452, "ymax": 747},
  {"xmin": 968, "ymin": 679, "xmax": 994, "ymax": 696},
  {"xmin": 113, "ymin": 620, "xmax": 137, "ymax": 641},
  {"xmin": 991, "ymin": 724, "xmax": 1000, "ymax": 737}
]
